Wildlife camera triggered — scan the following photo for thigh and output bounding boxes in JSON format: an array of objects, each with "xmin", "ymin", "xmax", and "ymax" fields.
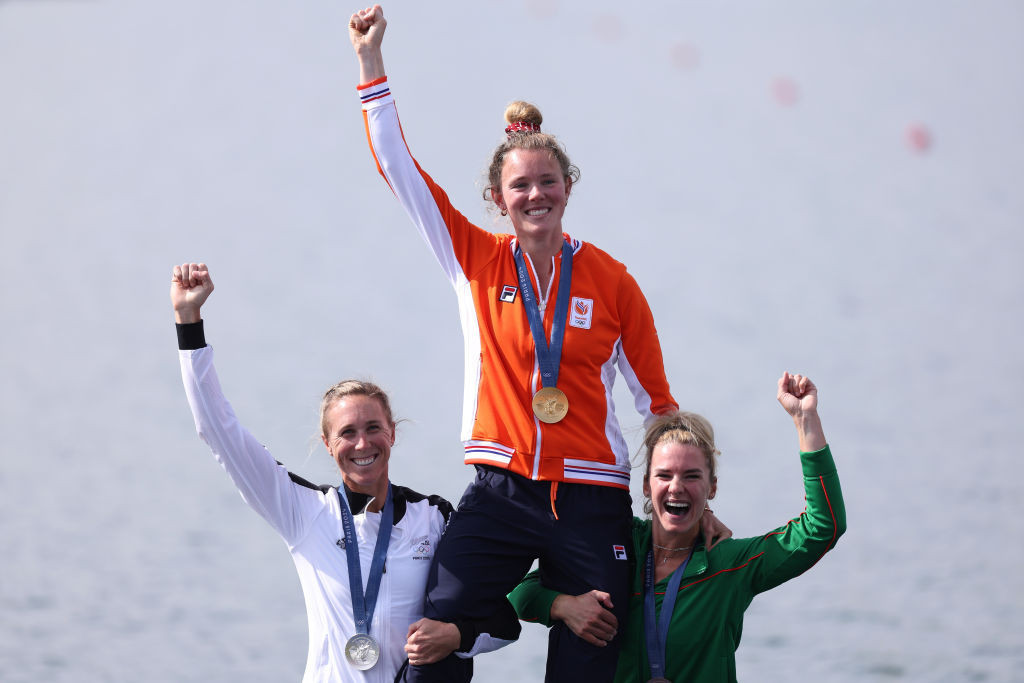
[
  {"xmin": 410, "ymin": 470, "xmax": 552, "ymax": 683},
  {"xmin": 540, "ymin": 485, "xmax": 634, "ymax": 683},
  {"xmin": 424, "ymin": 468, "xmax": 550, "ymax": 621},
  {"xmin": 541, "ymin": 484, "xmax": 633, "ymax": 599}
]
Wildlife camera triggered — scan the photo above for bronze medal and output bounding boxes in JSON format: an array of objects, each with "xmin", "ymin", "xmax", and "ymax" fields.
[{"xmin": 532, "ymin": 386, "xmax": 569, "ymax": 424}]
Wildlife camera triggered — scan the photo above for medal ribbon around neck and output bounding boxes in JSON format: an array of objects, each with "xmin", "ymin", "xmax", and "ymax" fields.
[
  {"xmin": 643, "ymin": 547, "xmax": 693, "ymax": 680},
  {"xmin": 513, "ymin": 240, "xmax": 573, "ymax": 392},
  {"xmin": 337, "ymin": 483, "xmax": 394, "ymax": 641}
]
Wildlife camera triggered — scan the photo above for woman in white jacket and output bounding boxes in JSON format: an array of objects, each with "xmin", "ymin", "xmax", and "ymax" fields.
[{"xmin": 170, "ymin": 262, "xmax": 516, "ymax": 682}]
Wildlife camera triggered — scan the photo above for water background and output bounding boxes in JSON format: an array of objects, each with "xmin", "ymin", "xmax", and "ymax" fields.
[{"xmin": 2, "ymin": 1, "xmax": 1022, "ymax": 681}]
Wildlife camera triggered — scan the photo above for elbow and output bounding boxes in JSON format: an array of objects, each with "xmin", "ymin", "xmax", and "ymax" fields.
[
  {"xmin": 195, "ymin": 424, "xmax": 212, "ymax": 444},
  {"xmin": 833, "ymin": 510, "xmax": 848, "ymax": 544}
]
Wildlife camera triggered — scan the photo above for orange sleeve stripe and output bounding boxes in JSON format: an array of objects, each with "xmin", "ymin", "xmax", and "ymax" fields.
[{"xmin": 357, "ymin": 76, "xmax": 389, "ymax": 89}]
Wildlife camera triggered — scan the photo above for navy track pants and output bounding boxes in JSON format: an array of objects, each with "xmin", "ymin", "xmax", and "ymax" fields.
[{"xmin": 403, "ymin": 465, "xmax": 633, "ymax": 683}]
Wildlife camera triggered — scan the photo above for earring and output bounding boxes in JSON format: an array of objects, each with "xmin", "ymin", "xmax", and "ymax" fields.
[{"xmin": 500, "ymin": 209, "xmax": 508, "ymax": 217}]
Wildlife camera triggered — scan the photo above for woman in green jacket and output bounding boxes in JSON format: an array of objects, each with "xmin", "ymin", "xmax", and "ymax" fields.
[{"xmin": 509, "ymin": 372, "xmax": 846, "ymax": 682}]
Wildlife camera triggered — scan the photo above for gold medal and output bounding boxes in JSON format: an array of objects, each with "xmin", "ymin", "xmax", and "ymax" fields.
[
  {"xmin": 345, "ymin": 633, "xmax": 380, "ymax": 670},
  {"xmin": 532, "ymin": 386, "xmax": 569, "ymax": 424}
]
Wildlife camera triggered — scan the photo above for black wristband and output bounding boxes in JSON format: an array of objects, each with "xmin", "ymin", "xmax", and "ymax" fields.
[{"xmin": 175, "ymin": 320, "xmax": 207, "ymax": 350}]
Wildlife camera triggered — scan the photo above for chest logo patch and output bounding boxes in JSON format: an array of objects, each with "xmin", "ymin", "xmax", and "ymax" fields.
[
  {"xmin": 612, "ymin": 544, "xmax": 628, "ymax": 560},
  {"xmin": 413, "ymin": 536, "xmax": 433, "ymax": 559},
  {"xmin": 499, "ymin": 285, "xmax": 518, "ymax": 304},
  {"xmin": 569, "ymin": 297, "xmax": 594, "ymax": 329}
]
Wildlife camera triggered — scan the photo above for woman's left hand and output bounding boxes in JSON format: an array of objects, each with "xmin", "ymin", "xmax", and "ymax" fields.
[
  {"xmin": 701, "ymin": 509, "xmax": 732, "ymax": 550},
  {"xmin": 777, "ymin": 371, "xmax": 827, "ymax": 452},
  {"xmin": 777, "ymin": 372, "xmax": 817, "ymax": 418},
  {"xmin": 404, "ymin": 618, "xmax": 460, "ymax": 665}
]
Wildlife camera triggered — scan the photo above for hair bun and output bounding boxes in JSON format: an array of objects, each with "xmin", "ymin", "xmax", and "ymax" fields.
[
  {"xmin": 504, "ymin": 101, "xmax": 543, "ymax": 127},
  {"xmin": 504, "ymin": 101, "xmax": 543, "ymax": 137}
]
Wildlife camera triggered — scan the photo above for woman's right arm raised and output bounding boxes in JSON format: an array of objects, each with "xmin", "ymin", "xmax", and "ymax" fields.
[
  {"xmin": 349, "ymin": 4, "xmax": 387, "ymax": 82},
  {"xmin": 171, "ymin": 263, "xmax": 315, "ymax": 542},
  {"xmin": 349, "ymin": 4, "xmax": 484, "ymax": 288}
]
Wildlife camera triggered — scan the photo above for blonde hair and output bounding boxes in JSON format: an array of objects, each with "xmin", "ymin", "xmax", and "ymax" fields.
[
  {"xmin": 318, "ymin": 380, "xmax": 395, "ymax": 439},
  {"xmin": 641, "ymin": 411, "xmax": 720, "ymax": 515},
  {"xmin": 483, "ymin": 100, "xmax": 580, "ymax": 204}
]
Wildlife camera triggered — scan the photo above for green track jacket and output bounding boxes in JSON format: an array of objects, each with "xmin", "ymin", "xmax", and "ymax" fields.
[{"xmin": 509, "ymin": 446, "xmax": 845, "ymax": 682}]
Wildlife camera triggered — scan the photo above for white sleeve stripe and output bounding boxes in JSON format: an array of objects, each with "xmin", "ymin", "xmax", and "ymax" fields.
[{"xmin": 364, "ymin": 102, "xmax": 466, "ymax": 288}]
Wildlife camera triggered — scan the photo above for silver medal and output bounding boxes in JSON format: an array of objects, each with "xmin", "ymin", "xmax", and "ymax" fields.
[{"xmin": 345, "ymin": 633, "xmax": 380, "ymax": 670}]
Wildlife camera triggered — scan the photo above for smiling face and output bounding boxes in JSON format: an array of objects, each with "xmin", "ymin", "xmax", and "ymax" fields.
[
  {"xmin": 493, "ymin": 148, "xmax": 572, "ymax": 253},
  {"xmin": 643, "ymin": 441, "xmax": 718, "ymax": 545},
  {"xmin": 321, "ymin": 394, "xmax": 394, "ymax": 501}
]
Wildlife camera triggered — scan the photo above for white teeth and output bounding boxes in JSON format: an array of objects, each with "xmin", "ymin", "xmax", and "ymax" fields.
[
  {"xmin": 526, "ymin": 208, "xmax": 550, "ymax": 216},
  {"xmin": 664, "ymin": 501, "xmax": 690, "ymax": 514},
  {"xmin": 352, "ymin": 455, "xmax": 377, "ymax": 466}
]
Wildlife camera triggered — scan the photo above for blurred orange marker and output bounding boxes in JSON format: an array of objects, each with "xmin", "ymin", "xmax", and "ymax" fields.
[
  {"xmin": 772, "ymin": 77, "xmax": 799, "ymax": 106},
  {"xmin": 906, "ymin": 124, "xmax": 933, "ymax": 153},
  {"xmin": 671, "ymin": 42, "xmax": 700, "ymax": 70}
]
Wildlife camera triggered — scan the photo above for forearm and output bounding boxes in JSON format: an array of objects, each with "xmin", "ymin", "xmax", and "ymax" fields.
[
  {"xmin": 179, "ymin": 344, "xmax": 310, "ymax": 541},
  {"xmin": 617, "ymin": 274, "xmax": 677, "ymax": 419},
  {"xmin": 754, "ymin": 445, "xmax": 845, "ymax": 591},
  {"xmin": 788, "ymin": 445, "xmax": 846, "ymax": 558},
  {"xmin": 174, "ymin": 306, "xmax": 201, "ymax": 324},
  {"xmin": 451, "ymin": 601, "xmax": 522, "ymax": 657},
  {"xmin": 508, "ymin": 569, "xmax": 559, "ymax": 627},
  {"xmin": 360, "ymin": 85, "xmax": 481, "ymax": 286},
  {"xmin": 356, "ymin": 46, "xmax": 385, "ymax": 84},
  {"xmin": 793, "ymin": 410, "xmax": 826, "ymax": 452}
]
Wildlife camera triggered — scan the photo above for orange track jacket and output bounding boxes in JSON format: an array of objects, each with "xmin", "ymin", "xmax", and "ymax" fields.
[{"xmin": 360, "ymin": 78, "xmax": 677, "ymax": 490}]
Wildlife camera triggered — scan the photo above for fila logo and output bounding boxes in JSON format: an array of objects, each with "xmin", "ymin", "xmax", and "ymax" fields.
[
  {"xmin": 499, "ymin": 285, "xmax": 518, "ymax": 303},
  {"xmin": 612, "ymin": 545, "xmax": 627, "ymax": 560},
  {"xmin": 570, "ymin": 297, "xmax": 594, "ymax": 329}
]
